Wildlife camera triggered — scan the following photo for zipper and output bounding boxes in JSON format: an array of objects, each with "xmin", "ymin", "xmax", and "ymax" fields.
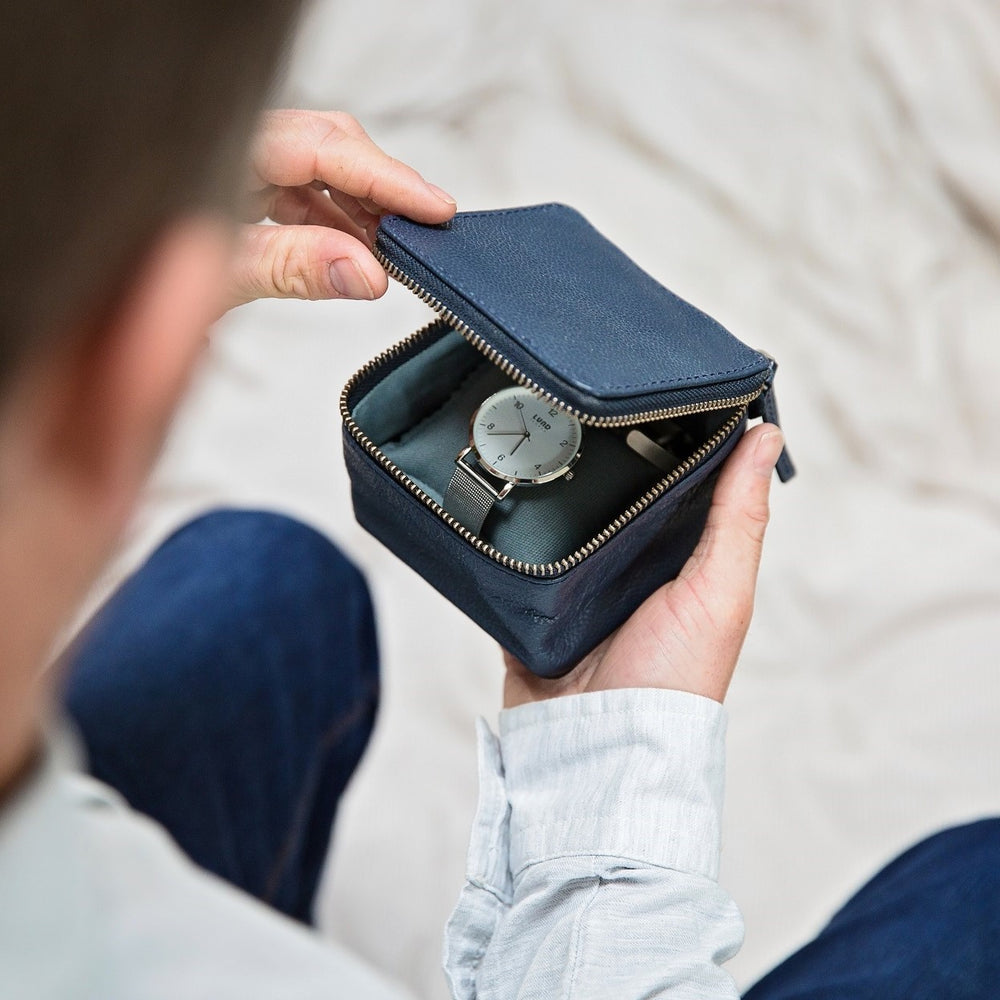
[
  {"xmin": 373, "ymin": 245, "xmax": 766, "ymax": 427},
  {"xmin": 341, "ymin": 321, "xmax": 748, "ymax": 578}
]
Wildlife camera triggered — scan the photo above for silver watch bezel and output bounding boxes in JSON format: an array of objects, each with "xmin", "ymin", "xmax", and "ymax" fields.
[{"xmin": 464, "ymin": 387, "xmax": 583, "ymax": 486}]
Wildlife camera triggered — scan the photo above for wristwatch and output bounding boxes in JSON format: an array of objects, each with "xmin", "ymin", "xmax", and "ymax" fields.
[{"xmin": 443, "ymin": 385, "xmax": 583, "ymax": 534}]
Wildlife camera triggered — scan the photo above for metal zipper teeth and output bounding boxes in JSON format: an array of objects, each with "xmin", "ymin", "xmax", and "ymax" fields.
[
  {"xmin": 341, "ymin": 363, "xmax": 747, "ymax": 578},
  {"xmin": 342, "ymin": 318, "xmax": 445, "ymax": 396},
  {"xmin": 373, "ymin": 245, "xmax": 765, "ymax": 426}
]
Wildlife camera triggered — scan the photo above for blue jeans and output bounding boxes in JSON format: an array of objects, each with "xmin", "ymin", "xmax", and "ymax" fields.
[
  {"xmin": 62, "ymin": 510, "xmax": 378, "ymax": 924},
  {"xmin": 62, "ymin": 511, "xmax": 1000, "ymax": 988},
  {"xmin": 744, "ymin": 817, "xmax": 1000, "ymax": 999}
]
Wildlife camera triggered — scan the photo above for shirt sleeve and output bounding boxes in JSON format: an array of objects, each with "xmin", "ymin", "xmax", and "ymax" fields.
[
  {"xmin": 443, "ymin": 687, "xmax": 744, "ymax": 1000},
  {"xmin": 0, "ymin": 735, "xmax": 419, "ymax": 1000}
]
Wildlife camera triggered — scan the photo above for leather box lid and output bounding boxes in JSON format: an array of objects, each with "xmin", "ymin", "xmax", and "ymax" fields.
[{"xmin": 376, "ymin": 204, "xmax": 771, "ymax": 419}]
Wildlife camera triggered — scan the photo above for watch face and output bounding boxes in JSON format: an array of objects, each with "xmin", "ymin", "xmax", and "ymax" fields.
[{"xmin": 471, "ymin": 386, "xmax": 582, "ymax": 484}]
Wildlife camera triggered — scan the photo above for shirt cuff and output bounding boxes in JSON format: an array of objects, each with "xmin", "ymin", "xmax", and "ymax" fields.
[
  {"xmin": 498, "ymin": 688, "xmax": 727, "ymax": 881},
  {"xmin": 464, "ymin": 717, "xmax": 513, "ymax": 903}
]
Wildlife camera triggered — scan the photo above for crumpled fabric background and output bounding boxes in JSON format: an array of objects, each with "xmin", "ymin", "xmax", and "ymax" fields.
[{"xmin": 92, "ymin": 1, "xmax": 1000, "ymax": 994}]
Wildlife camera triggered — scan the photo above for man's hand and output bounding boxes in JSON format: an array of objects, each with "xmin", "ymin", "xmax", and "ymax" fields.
[
  {"xmin": 228, "ymin": 110, "xmax": 457, "ymax": 309},
  {"xmin": 504, "ymin": 424, "xmax": 785, "ymax": 708}
]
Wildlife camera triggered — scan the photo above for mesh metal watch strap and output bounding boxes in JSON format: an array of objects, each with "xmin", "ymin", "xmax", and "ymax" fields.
[{"xmin": 444, "ymin": 460, "xmax": 501, "ymax": 534}]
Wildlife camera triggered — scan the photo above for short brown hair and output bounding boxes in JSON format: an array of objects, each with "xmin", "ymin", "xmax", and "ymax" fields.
[{"xmin": 0, "ymin": 0, "xmax": 302, "ymax": 389}]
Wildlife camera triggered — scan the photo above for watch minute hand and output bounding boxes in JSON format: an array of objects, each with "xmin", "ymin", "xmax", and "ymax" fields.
[{"xmin": 510, "ymin": 433, "xmax": 528, "ymax": 455}]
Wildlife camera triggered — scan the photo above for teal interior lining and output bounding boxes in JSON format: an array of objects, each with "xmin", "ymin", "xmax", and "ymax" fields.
[
  {"xmin": 351, "ymin": 329, "xmax": 731, "ymax": 565},
  {"xmin": 352, "ymin": 331, "xmax": 482, "ymax": 443}
]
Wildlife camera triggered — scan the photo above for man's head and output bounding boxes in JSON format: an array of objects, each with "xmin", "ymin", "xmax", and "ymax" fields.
[
  {"xmin": 0, "ymin": 1, "xmax": 303, "ymax": 784},
  {"xmin": 3, "ymin": 1, "xmax": 305, "ymax": 387}
]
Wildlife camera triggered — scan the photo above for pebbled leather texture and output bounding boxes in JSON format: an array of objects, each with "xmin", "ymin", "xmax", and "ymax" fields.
[
  {"xmin": 378, "ymin": 205, "xmax": 772, "ymax": 418},
  {"xmin": 344, "ymin": 420, "xmax": 744, "ymax": 678}
]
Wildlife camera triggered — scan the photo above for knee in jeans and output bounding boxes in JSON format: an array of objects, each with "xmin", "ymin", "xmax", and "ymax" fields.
[
  {"xmin": 871, "ymin": 817, "xmax": 1000, "ymax": 924},
  {"xmin": 171, "ymin": 509, "xmax": 374, "ymax": 629},
  {"xmin": 925, "ymin": 818, "xmax": 1000, "ymax": 896},
  {"xmin": 63, "ymin": 509, "xmax": 379, "ymax": 724}
]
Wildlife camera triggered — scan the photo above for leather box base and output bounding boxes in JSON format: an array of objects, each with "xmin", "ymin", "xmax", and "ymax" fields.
[{"xmin": 343, "ymin": 410, "xmax": 744, "ymax": 678}]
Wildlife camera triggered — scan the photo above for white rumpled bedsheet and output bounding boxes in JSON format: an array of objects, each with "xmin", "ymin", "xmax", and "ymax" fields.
[{"xmin": 96, "ymin": 1, "xmax": 1000, "ymax": 994}]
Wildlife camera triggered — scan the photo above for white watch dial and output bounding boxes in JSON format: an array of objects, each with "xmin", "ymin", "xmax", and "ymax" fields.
[{"xmin": 471, "ymin": 386, "xmax": 582, "ymax": 483}]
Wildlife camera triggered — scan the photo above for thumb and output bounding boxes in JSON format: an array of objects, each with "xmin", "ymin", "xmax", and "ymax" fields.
[
  {"xmin": 227, "ymin": 223, "xmax": 389, "ymax": 309},
  {"xmin": 680, "ymin": 423, "xmax": 783, "ymax": 612}
]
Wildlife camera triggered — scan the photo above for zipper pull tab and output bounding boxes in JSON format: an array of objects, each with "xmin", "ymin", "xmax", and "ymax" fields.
[{"xmin": 751, "ymin": 356, "xmax": 795, "ymax": 483}]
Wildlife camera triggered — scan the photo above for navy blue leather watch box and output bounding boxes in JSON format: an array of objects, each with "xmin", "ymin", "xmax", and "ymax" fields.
[{"xmin": 341, "ymin": 204, "xmax": 792, "ymax": 677}]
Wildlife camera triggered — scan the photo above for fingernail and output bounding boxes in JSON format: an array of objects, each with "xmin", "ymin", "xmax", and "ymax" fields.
[
  {"xmin": 330, "ymin": 258, "xmax": 375, "ymax": 299},
  {"xmin": 426, "ymin": 182, "xmax": 457, "ymax": 206},
  {"xmin": 754, "ymin": 430, "xmax": 784, "ymax": 475}
]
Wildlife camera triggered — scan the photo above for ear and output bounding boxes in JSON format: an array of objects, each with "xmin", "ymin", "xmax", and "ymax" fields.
[{"xmin": 30, "ymin": 215, "xmax": 233, "ymax": 525}]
